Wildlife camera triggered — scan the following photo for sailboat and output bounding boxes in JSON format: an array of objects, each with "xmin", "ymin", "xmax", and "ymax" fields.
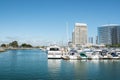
[{"xmin": 61, "ymin": 22, "xmax": 81, "ymax": 60}]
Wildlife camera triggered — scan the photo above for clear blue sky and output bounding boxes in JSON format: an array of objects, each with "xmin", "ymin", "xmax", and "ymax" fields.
[{"xmin": 0, "ymin": 0, "xmax": 120, "ymax": 46}]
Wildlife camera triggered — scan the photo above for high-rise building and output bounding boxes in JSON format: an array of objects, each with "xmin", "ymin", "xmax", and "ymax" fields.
[
  {"xmin": 72, "ymin": 23, "xmax": 87, "ymax": 46},
  {"xmin": 89, "ymin": 37, "xmax": 93, "ymax": 44},
  {"xmin": 98, "ymin": 24, "xmax": 120, "ymax": 45},
  {"xmin": 96, "ymin": 36, "xmax": 98, "ymax": 44}
]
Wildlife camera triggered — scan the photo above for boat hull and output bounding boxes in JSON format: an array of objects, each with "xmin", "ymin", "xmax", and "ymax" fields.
[{"xmin": 48, "ymin": 55, "xmax": 62, "ymax": 59}]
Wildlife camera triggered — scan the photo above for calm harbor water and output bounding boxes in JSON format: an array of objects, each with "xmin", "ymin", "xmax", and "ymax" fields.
[{"xmin": 0, "ymin": 49, "xmax": 120, "ymax": 80}]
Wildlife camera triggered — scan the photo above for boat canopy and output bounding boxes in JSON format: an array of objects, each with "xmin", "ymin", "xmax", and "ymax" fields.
[
  {"xmin": 80, "ymin": 52, "xmax": 87, "ymax": 57},
  {"xmin": 50, "ymin": 48, "xmax": 60, "ymax": 51}
]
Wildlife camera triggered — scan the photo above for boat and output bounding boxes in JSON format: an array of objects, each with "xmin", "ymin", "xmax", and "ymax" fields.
[
  {"xmin": 62, "ymin": 49, "xmax": 81, "ymax": 60},
  {"xmin": 61, "ymin": 55, "xmax": 70, "ymax": 60},
  {"xmin": 116, "ymin": 51, "xmax": 120, "ymax": 57},
  {"xmin": 91, "ymin": 52, "xmax": 100, "ymax": 59},
  {"xmin": 0, "ymin": 48, "xmax": 5, "ymax": 52},
  {"xmin": 79, "ymin": 52, "xmax": 87, "ymax": 59},
  {"xmin": 47, "ymin": 45, "xmax": 62, "ymax": 59},
  {"xmin": 110, "ymin": 52, "xmax": 119, "ymax": 59}
]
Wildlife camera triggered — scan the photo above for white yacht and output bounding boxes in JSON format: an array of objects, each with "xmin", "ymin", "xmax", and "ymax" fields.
[
  {"xmin": 110, "ymin": 52, "xmax": 119, "ymax": 59},
  {"xmin": 47, "ymin": 45, "xmax": 62, "ymax": 59},
  {"xmin": 62, "ymin": 49, "xmax": 81, "ymax": 60},
  {"xmin": 116, "ymin": 51, "xmax": 120, "ymax": 57},
  {"xmin": 91, "ymin": 52, "xmax": 100, "ymax": 59},
  {"xmin": 0, "ymin": 47, "xmax": 5, "ymax": 52}
]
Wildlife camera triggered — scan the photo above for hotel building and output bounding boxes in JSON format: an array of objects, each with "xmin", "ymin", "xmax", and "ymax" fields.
[{"xmin": 72, "ymin": 23, "xmax": 87, "ymax": 47}]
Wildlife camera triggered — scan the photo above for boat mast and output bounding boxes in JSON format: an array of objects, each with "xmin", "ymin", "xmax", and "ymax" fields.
[{"xmin": 66, "ymin": 22, "xmax": 69, "ymax": 45}]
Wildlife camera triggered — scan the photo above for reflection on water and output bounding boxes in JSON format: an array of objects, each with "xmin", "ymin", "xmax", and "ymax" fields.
[
  {"xmin": 0, "ymin": 50, "xmax": 120, "ymax": 80},
  {"xmin": 47, "ymin": 60, "xmax": 61, "ymax": 80},
  {"xmin": 48, "ymin": 60, "xmax": 61, "ymax": 72}
]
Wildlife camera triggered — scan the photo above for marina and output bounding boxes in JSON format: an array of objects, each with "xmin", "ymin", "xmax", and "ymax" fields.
[
  {"xmin": 0, "ymin": 0, "xmax": 120, "ymax": 80},
  {"xmin": 0, "ymin": 49, "xmax": 120, "ymax": 80},
  {"xmin": 46, "ymin": 45, "xmax": 120, "ymax": 60}
]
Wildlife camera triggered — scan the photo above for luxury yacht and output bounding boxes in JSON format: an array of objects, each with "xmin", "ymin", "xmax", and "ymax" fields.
[
  {"xmin": 47, "ymin": 45, "xmax": 62, "ymax": 59},
  {"xmin": 62, "ymin": 49, "xmax": 81, "ymax": 60}
]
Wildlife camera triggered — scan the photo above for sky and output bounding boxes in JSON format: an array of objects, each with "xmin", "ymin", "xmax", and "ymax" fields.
[{"xmin": 0, "ymin": 0, "xmax": 120, "ymax": 46}]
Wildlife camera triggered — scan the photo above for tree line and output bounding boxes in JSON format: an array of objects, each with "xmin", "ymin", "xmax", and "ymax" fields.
[
  {"xmin": 1, "ymin": 41, "xmax": 33, "ymax": 48},
  {"xmin": 106, "ymin": 44, "xmax": 120, "ymax": 48}
]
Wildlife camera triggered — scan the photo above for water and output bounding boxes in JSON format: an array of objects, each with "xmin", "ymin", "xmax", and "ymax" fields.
[{"xmin": 0, "ymin": 49, "xmax": 120, "ymax": 80}]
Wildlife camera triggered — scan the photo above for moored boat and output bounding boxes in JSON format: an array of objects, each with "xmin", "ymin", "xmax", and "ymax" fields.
[
  {"xmin": 80, "ymin": 52, "xmax": 87, "ymax": 59},
  {"xmin": 62, "ymin": 49, "xmax": 81, "ymax": 60},
  {"xmin": 0, "ymin": 48, "xmax": 6, "ymax": 52},
  {"xmin": 47, "ymin": 45, "xmax": 62, "ymax": 59}
]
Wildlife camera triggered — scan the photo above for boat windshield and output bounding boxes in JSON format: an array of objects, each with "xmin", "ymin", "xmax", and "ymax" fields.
[{"xmin": 50, "ymin": 48, "xmax": 60, "ymax": 51}]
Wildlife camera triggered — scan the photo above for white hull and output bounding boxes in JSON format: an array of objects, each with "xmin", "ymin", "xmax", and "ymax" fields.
[
  {"xmin": 112, "ymin": 57, "xmax": 119, "ymax": 59},
  {"xmin": 61, "ymin": 55, "xmax": 81, "ymax": 60},
  {"xmin": 69, "ymin": 55, "xmax": 78, "ymax": 60},
  {"xmin": 47, "ymin": 45, "xmax": 62, "ymax": 59},
  {"xmin": 68, "ymin": 55, "xmax": 81, "ymax": 60},
  {"xmin": 81, "ymin": 57, "xmax": 87, "ymax": 59},
  {"xmin": 61, "ymin": 55, "xmax": 70, "ymax": 60},
  {"xmin": 48, "ymin": 55, "xmax": 61, "ymax": 59}
]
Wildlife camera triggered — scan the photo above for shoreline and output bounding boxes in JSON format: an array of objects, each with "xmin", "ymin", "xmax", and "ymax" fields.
[
  {"xmin": 6, "ymin": 47, "xmax": 39, "ymax": 50},
  {"xmin": 0, "ymin": 47, "xmax": 40, "ymax": 52}
]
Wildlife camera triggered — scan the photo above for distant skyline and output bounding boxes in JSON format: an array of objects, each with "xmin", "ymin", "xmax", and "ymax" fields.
[{"xmin": 0, "ymin": 0, "xmax": 120, "ymax": 46}]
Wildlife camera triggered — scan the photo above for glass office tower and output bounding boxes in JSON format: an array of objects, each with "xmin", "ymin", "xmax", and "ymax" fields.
[{"xmin": 98, "ymin": 24, "xmax": 120, "ymax": 45}]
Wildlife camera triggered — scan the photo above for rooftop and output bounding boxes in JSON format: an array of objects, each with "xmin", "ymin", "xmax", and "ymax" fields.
[
  {"xmin": 101, "ymin": 24, "xmax": 120, "ymax": 27},
  {"xmin": 75, "ymin": 23, "xmax": 87, "ymax": 26}
]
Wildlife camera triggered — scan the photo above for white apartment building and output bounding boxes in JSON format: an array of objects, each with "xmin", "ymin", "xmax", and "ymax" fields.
[{"xmin": 72, "ymin": 23, "xmax": 87, "ymax": 47}]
